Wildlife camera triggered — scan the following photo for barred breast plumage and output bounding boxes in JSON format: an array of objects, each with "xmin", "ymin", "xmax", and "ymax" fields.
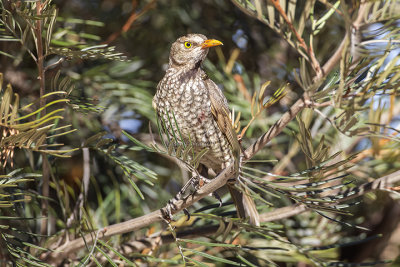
[
  {"xmin": 153, "ymin": 33, "xmax": 260, "ymax": 226},
  {"xmin": 154, "ymin": 66, "xmax": 233, "ymax": 172}
]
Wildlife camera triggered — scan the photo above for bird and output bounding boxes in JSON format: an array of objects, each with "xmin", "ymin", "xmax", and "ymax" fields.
[{"xmin": 153, "ymin": 33, "xmax": 260, "ymax": 226}]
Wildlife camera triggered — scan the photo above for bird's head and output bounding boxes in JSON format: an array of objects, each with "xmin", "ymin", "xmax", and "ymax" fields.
[{"xmin": 168, "ymin": 34, "xmax": 223, "ymax": 69}]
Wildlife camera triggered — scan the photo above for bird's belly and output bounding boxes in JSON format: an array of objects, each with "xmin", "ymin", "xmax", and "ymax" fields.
[
  {"xmin": 155, "ymin": 71, "xmax": 234, "ymax": 173},
  {"xmin": 158, "ymin": 99, "xmax": 233, "ymax": 173}
]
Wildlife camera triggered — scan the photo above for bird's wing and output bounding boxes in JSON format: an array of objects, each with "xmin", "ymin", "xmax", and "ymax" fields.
[
  {"xmin": 207, "ymin": 79, "xmax": 260, "ymax": 226},
  {"xmin": 206, "ymin": 79, "xmax": 240, "ymax": 160}
]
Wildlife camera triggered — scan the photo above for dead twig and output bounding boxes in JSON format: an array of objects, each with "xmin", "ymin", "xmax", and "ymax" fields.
[
  {"xmin": 104, "ymin": 0, "xmax": 157, "ymax": 44},
  {"xmin": 35, "ymin": 0, "xmax": 50, "ymax": 237},
  {"xmin": 270, "ymin": 0, "xmax": 322, "ymax": 78}
]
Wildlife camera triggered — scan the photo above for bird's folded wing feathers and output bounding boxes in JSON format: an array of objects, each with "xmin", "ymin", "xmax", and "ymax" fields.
[
  {"xmin": 206, "ymin": 80, "xmax": 240, "ymax": 161},
  {"xmin": 207, "ymin": 80, "xmax": 260, "ymax": 226}
]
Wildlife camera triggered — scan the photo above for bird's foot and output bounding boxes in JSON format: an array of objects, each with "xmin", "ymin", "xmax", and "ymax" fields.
[
  {"xmin": 194, "ymin": 176, "xmax": 222, "ymax": 206},
  {"xmin": 212, "ymin": 191, "xmax": 222, "ymax": 207},
  {"xmin": 162, "ymin": 199, "xmax": 175, "ymax": 221},
  {"xmin": 163, "ymin": 174, "xmax": 216, "ymax": 221},
  {"xmin": 163, "ymin": 175, "xmax": 202, "ymax": 221},
  {"xmin": 177, "ymin": 173, "xmax": 205, "ymax": 198},
  {"xmin": 174, "ymin": 175, "xmax": 198, "ymax": 202},
  {"xmin": 183, "ymin": 208, "xmax": 191, "ymax": 221}
]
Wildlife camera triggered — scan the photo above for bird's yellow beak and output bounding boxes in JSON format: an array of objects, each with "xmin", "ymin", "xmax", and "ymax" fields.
[{"xmin": 201, "ymin": 39, "xmax": 223, "ymax": 49}]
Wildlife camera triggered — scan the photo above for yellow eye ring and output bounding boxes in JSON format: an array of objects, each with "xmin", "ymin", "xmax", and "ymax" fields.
[{"xmin": 184, "ymin": 42, "xmax": 192, "ymax": 48}]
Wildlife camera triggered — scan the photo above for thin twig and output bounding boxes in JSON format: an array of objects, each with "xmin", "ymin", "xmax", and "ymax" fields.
[
  {"xmin": 244, "ymin": 94, "xmax": 308, "ymax": 159},
  {"xmin": 44, "ymin": 57, "xmax": 65, "ymax": 72},
  {"xmin": 35, "ymin": 0, "xmax": 50, "ymax": 237},
  {"xmin": 270, "ymin": 0, "xmax": 322, "ymax": 78},
  {"xmin": 104, "ymin": 0, "xmax": 157, "ymax": 44},
  {"xmin": 81, "ymin": 229, "xmax": 106, "ymax": 266},
  {"xmin": 67, "ymin": 147, "xmax": 90, "ymax": 228}
]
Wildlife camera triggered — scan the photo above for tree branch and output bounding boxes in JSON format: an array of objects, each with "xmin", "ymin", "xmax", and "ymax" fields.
[
  {"xmin": 104, "ymin": 0, "xmax": 157, "ymax": 44},
  {"xmin": 44, "ymin": 165, "xmax": 235, "ymax": 264},
  {"xmin": 119, "ymin": 170, "xmax": 400, "ymax": 254},
  {"xmin": 35, "ymin": 0, "xmax": 50, "ymax": 237},
  {"xmin": 244, "ymin": 0, "xmax": 369, "ymax": 159},
  {"xmin": 244, "ymin": 94, "xmax": 309, "ymax": 160}
]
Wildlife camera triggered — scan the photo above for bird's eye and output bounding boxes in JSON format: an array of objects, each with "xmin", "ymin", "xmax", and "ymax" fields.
[{"xmin": 184, "ymin": 42, "xmax": 192, "ymax": 48}]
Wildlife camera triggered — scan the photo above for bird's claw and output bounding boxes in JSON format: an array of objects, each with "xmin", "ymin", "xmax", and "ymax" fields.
[
  {"xmin": 183, "ymin": 208, "xmax": 191, "ymax": 221},
  {"xmin": 212, "ymin": 191, "xmax": 222, "ymax": 207},
  {"xmin": 162, "ymin": 199, "xmax": 175, "ymax": 221},
  {"xmin": 164, "ymin": 173, "xmax": 214, "ymax": 222}
]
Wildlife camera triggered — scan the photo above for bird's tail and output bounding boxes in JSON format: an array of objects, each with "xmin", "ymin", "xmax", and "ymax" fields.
[{"xmin": 228, "ymin": 184, "xmax": 260, "ymax": 226}]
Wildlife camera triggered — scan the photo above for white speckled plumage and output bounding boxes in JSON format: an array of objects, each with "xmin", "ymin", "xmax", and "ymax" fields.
[
  {"xmin": 153, "ymin": 35, "xmax": 233, "ymax": 172},
  {"xmin": 153, "ymin": 34, "xmax": 260, "ymax": 226}
]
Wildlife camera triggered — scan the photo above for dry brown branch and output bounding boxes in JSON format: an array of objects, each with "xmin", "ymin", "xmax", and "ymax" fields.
[
  {"xmin": 118, "ymin": 204, "xmax": 309, "ymax": 253},
  {"xmin": 104, "ymin": 0, "xmax": 157, "ymax": 44},
  {"xmin": 35, "ymin": 0, "xmax": 50, "ymax": 237},
  {"xmin": 244, "ymin": 94, "xmax": 310, "ymax": 159},
  {"xmin": 111, "ymin": 168, "xmax": 400, "ymax": 254},
  {"xmin": 44, "ymin": 165, "xmax": 235, "ymax": 264},
  {"xmin": 270, "ymin": 0, "xmax": 322, "ymax": 78},
  {"xmin": 245, "ymin": 0, "xmax": 369, "ymax": 159}
]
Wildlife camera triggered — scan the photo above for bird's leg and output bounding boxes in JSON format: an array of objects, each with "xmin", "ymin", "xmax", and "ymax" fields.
[
  {"xmin": 176, "ymin": 170, "xmax": 204, "ymax": 199},
  {"xmin": 183, "ymin": 165, "xmax": 213, "ymax": 193},
  {"xmin": 162, "ymin": 194, "xmax": 192, "ymax": 221},
  {"xmin": 162, "ymin": 166, "xmax": 224, "ymax": 221},
  {"xmin": 162, "ymin": 203, "xmax": 172, "ymax": 221},
  {"xmin": 162, "ymin": 178, "xmax": 194, "ymax": 221},
  {"xmin": 192, "ymin": 172, "xmax": 222, "ymax": 207},
  {"xmin": 162, "ymin": 171, "xmax": 203, "ymax": 221},
  {"xmin": 179, "ymin": 175, "xmax": 196, "ymax": 197}
]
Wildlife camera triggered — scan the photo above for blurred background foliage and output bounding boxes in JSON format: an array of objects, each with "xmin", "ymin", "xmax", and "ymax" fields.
[{"xmin": 0, "ymin": 0, "xmax": 400, "ymax": 266}]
